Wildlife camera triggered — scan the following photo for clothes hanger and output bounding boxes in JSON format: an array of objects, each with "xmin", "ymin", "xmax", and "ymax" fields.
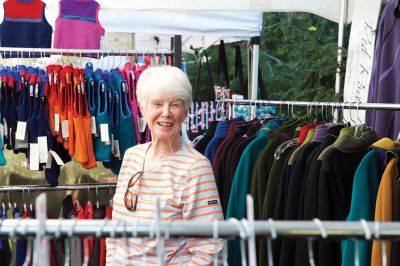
[
  {"xmin": 310, "ymin": 219, "xmax": 327, "ymax": 266},
  {"xmin": 213, "ymin": 219, "xmax": 220, "ymax": 266},
  {"xmin": 354, "ymin": 219, "xmax": 371, "ymax": 266},
  {"xmin": 267, "ymin": 219, "xmax": 277, "ymax": 266},
  {"xmin": 374, "ymin": 221, "xmax": 387, "ymax": 266},
  {"xmin": 229, "ymin": 218, "xmax": 248, "ymax": 266},
  {"xmin": 22, "ymin": 218, "xmax": 32, "ymax": 266},
  {"xmin": 244, "ymin": 194, "xmax": 257, "ymax": 266}
]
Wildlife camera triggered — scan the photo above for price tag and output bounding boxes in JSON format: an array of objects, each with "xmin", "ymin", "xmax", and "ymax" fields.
[
  {"xmin": 0, "ymin": 124, "xmax": 4, "ymax": 145},
  {"xmin": 46, "ymin": 150, "xmax": 65, "ymax": 169},
  {"xmin": 35, "ymin": 83, "xmax": 39, "ymax": 97},
  {"xmin": 114, "ymin": 139, "xmax": 121, "ymax": 159},
  {"xmin": 90, "ymin": 116, "xmax": 97, "ymax": 135},
  {"xmin": 29, "ymin": 84, "xmax": 34, "ymax": 96},
  {"xmin": 48, "ymin": 73, "xmax": 52, "ymax": 85},
  {"xmin": 29, "ymin": 143, "xmax": 39, "ymax": 171},
  {"xmin": 3, "ymin": 119, "xmax": 6, "ymax": 137},
  {"xmin": 100, "ymin": 123, "xmax": 110, "ymax": 144},
  {"xmin": 54, "ymin": 114, "xmax": 60, "ymax": 134},
  {"xmin": 15, "ymin": 121, "xmax": 27, "ymax": 140},
  {"xmin": 77, "ymin": 84, "xmax": 81, "ymax": 94},
  {"xmin": 37, "ymin": 136, "xmax": 48, "ymax": 163},
  {"xmin": 139, "ymin": 117, "xmax": 147, "ymax": 133},
  {"xmin": 111, "ymin": 134, "xmax": 115, "ymax": 154},
  {"xmin": 54, "ymin": 73, "xmax": 58, "ymax": 85},
  {"xmin": 101, "ymin": 83, "xmax": 105, "ymax": 92},
  {"xmin": 61, "ymin": 120, "xmax": 69, "ymax": 140},
  {"xmin": 122, "ymin": 82, "xmax": 126, "ymax": 92},
  {"xmin": 81, "ymin": 81, "xmax": 85, "ymax": 94}
]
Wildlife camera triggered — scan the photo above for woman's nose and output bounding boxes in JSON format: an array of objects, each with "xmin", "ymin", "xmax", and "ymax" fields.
[{"xmin": 161, "ymin": 104, "xmax": 171, "ymax": 115}]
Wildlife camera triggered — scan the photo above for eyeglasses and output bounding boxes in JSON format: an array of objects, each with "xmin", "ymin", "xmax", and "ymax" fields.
[{"xmin": 124, "ymin": 171, "xmax": 144, "ymax": 211}]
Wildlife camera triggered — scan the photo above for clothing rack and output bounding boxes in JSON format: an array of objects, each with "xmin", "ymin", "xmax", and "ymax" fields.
[
  {"xmin": 221, "ymin": 99, "xmax": 400, "ymax": 110},
  {"xmin": 0, "ymin": 47, "xmax": 173, "ymax": 58},
  {"xmin": 0, "ymin": 219, "xmax": 398, "ymax": 239},
  {"xmin": 0, "ymin": 183, "xmax": 116, "ymax": 193}
]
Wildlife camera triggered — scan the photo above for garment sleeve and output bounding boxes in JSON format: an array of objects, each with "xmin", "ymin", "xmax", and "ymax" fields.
[{"xmin": 182, "ymin": 158, "xmax": 224, "ymax": 265}]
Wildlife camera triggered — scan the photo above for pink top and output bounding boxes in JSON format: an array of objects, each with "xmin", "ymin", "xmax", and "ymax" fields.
[{"xmin": 54, "ymin": 0, "xmax": 105, "ymax": 49}]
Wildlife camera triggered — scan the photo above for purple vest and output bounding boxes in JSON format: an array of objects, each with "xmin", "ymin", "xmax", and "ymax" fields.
[{"xmin": 54, "ymin": 0, "xmax": 105, "ymax": 49}]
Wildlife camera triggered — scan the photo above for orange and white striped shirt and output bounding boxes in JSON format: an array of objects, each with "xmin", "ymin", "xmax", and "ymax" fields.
[{"xmin": 106, "ymin": 141, "xmax": 224, "ymax": 265}]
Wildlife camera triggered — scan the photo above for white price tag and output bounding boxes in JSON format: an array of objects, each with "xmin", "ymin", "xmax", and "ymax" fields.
[
  {"xmin": 77, "ymin": 84, "xmax": 81, "ymax": 94},
  {"xmin": 54, "ymin": 114, "xmax": 60, "ymax": 134},
  {"xmin": 29, "ymin": 143, "xmax": 39, "ymax": 171},
  {"xmin": 114, "ymin": 140, "xmax": 121, "ymax": 159},
  {"xmin": 3, "ymin": 119, "xmax": 7, "ymax": 137},
  {"xmin": 61, "ymin": 120, "xmax": 69, "ymax": 140},
  {"xmin": 139, "ymin": 117, "xmax": 147, "ymax": 133},
  {"xmin": 111, "ymin": 134, "xmax": 115, "ymax": 154},
  {"xmin": 81, "ymin": 81, "xmax": 85, "ymax": 94},
  {"xmin": 90, "ymin": 116, "xmax": 97, "ymax": 135},
  {"xmin": 29, "ymin": 85, "xmax": 33, "ymax": 96},
  {"xmin": 50, "ymin": 150, "xmax": 65, "ymax": 165},
  {"xmin": 15, "ymin": 121, "xmax": 27, "ymax": 141},
  {"xmin": 35, "ymin": 84, "xmax": 39, "ymax": 97},
  {"xmin": 100, "ymin": 123, "xmax": 110, "ymax": 144},
  {"xmin": 37, "ymin": 136, "xmax": 48, "ymax": 163},
  {"xmin": 0, "ymin": 124, "xmax": 4, "ymax": 145},
  {"xmin": 48, "ymin": 73, "xmax": 52, "ymax": 85},
  {"xmin": 54, "ymin": 73, "xmax": 58, "ymax": 84}
]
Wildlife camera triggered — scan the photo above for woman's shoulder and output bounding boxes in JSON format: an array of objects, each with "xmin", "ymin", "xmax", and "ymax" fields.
[
  {"xmin": 180, "ymin": 142, "xmax": 210, "ymax": 163},
  {"xmin": 124, "ymin": 143, "xmax": 150, "ymax": 157}
]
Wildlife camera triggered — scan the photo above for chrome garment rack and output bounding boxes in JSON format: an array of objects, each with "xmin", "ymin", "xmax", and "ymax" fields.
[
  {"xmin": 0, "ymin": 183, "xmax": 116, "ymax": 193},
  {"xmin": 221, "ymin": 99, "xmax": 400, "ymax": 111},
  {"xmin": 0, "ymin": 47, "xmax": 173, "ymax": 58}
]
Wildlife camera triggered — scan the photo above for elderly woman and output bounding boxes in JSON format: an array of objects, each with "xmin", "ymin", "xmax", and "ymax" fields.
[{"xmin": 106, "ymin": 66, "xmax": 224, "ymax": 265}]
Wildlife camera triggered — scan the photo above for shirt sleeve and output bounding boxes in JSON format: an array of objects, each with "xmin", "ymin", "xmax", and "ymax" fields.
[{"xmin": 182, "ymin": 158, "xmax": 224, "ymax": 265}]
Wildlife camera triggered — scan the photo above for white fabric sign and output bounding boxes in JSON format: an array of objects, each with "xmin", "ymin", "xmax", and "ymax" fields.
[{"xmin": 343, "ymin": 0, "xmax": 382, "ymax": 123}]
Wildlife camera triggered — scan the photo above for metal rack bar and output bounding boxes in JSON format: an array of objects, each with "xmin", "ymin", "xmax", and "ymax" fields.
[
  {"xmin": 221, "ymin": 99, "xmax": 400, "ymax": 111},
  {"xmin": 1, "ymin": 220, "xmax": 400, "ymax": 239},
  {"xmin": 0, "ymin": 183, "xmax": 116, "ymax": 193},
  {"xmin": 0, "ymin": 47, "xmax": 173, "ymax": 57}
]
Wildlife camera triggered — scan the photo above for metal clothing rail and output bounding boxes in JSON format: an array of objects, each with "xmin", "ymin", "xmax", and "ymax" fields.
[
  {"xmin": 0, "ymin": 47, "xmax": 173, "ymax": 58},
  {"xmin": 0, "ymin": 219, "xmax": 399, "ymax": 239},
  {"xmin": 220, "ymin": 99, "xmax": 400, "ymax": 111},
  {"xmin": 0, "ymin": 183, "xmax": 116, "ymax": 193}
]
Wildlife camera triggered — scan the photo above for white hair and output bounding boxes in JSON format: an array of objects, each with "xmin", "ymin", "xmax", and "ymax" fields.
[{"xmin": 136, "ymin": 66, "xmax": 193, "ymax": 110}]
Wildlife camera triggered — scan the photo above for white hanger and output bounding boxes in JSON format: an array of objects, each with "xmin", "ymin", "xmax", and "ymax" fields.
[
  {"xmin": 374, "ymin": 221, "xmax": 387, "ymax": 266},
  {"xmin": 213, "ymin": 219, "xmax": 219, "ymax": 266},
  {"xmin": 244, "ymin": 195, "xmax": 256, "ymax": 266},
  {"xmin": 267, "ymin": 219, "xmax": 277, "ymax": 266},
  {"xmin": 229, "ymin": 218, "xmax": 248, "ymax": 266},
  {"xmin": 310, "ymin": 219, "xmax": 327, "ymax": 266}
]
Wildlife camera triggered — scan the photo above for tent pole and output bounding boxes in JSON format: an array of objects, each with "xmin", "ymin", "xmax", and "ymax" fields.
[
  {"xmin": 172, "ymin": 35, "xmax": 182, "ymax": 69},
  {"xmin": 250, "ymin": 36, "xmax": 260, "ymax": 116},
  {"xmin": 335, "ymin": 0, "xmax": 348, "ymax": 95}
]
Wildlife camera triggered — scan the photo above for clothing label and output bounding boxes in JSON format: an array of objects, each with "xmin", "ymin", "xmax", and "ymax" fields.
[
  {"xmin": 15, "ymin": 121, "xmax": 27, "ymax": 141},
  {"xmin": 0, "ymin": 124, "xmax": 4, "ymax": 145},
  {"xmin": 54, "ymin": 73, "xmax": 58, "ymax": 85},
  {"xmin": 35, "ymin": 84, "xmax": 39, "ymax": 97},
  {"xmin": 61, "ymin": 120, "xmax": 69, "ymax": 140},
  {"xmin": 139, "ymin": 117, "xmax": 147, "ymax": 133},
  {"xmin": 37, "ymin": 136, "xmax": 48, "ymax": 163},
  {"xmin": 90, "ymin": 116, "xmax": 97, "ymax": 135},
  {"xmin": 111, "ymin": 134, "xmax": 115, "ymax": 154},
  {"xmin": 29, "ymin": 143, "xmax": 39, "ymax": 171},
  {"xmin": 48, "ymin": 73, "xmax": 52, "ymax": 86},
  {"xmin": 77, "ymin": 84, "xmax": 81, "ymax": 94},
  {"xmin": 29, "ymin": 84, "xmax": 34, "ymax": 96},
  {"xmin": 101, "ymin": 83, "xmax": 105, "ymax": 92},
  {"xmin": 54, "ymin": 114, "xmax": 60, "ymax": 134},
  {"xmin": 46, "ymin": 150, "xmax": 65, "ymax": 169},
  {"xmin": 122, "ymin": 82, "xmax": 126, "ymax": 92},
  {"xmin": 81, "ymin": 81, "xmax": 85, "ymax": 94},
  {"xmin": 2, "ymin": 119, "xmax": 6, "ymax": 137},
  {"xmin": 114, "ymin": 140, "xmax": 121, "ymax": 159},
  {"xmin": 100, "ymin": 124, "xmax": 110, "ymax": 144}
]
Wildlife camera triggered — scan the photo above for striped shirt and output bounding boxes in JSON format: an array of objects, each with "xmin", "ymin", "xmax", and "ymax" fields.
[{"xmin": 106, "ymin": 141, "xmax": 224, "ymax": 265}]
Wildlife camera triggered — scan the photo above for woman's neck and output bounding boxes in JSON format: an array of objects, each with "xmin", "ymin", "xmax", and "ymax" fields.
[{"xmin": 148, "ymin": 138, "xmax": 182, "ymax": 159}]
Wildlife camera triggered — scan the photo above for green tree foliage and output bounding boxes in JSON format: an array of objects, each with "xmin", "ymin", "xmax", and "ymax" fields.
[{"xmin": 184, "ymin": 12, "xmax": 348, "ymax": 103}]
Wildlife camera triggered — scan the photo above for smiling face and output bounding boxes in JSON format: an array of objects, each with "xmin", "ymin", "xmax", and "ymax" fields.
[{"xmin": 140, "ymin": 95, "xmax": 187, "ymax": 142}]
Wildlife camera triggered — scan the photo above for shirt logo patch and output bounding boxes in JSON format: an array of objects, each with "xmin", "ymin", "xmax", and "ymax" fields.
[{"xmin": 208, "ymin": 200, "xmax": 218, "ymax": 205}]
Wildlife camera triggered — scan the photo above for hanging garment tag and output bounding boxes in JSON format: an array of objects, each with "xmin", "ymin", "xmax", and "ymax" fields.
[
  {"xmin": 114, "ymin": 140, "xmax": 121, "ymax": 159},
  {"xmin": 139, "ymin": 117, "xmax": 147, "ymax": 133},
  {"xmin": 35, "ymin": 83, "xmax": 39, "ymax": 97},
  {"xmin": 81, "ymin": 81, "xmax": 85, "ymax": 94},
  {"xmin": 90, "ymin": 116, "xmax": 97, "ymax": 135},
  {"xmin": 0, "ymin": 123, "xmax": 4, "ymax": 145},
  {"xmin": 46, "ymin": 150, "xmax": 65, "ymax": 169},
  {"xmin": 29, "ymin": 143, "xmax": 40, "ymax": 171},
  {"xmin": 101, "ymin": 83, "xmax": 105, "ymax": 92},
  {"xmin": 3, "ymin": 119, "xmax": 7, "ymax": 137},
  {"xmin": 15, "ymin": 121, "xmax": 27, "ymax": 140},
  {"xmin": 122, "ymin": 82, "xmax": 126, "ymax": 92},
  {"xmin": 37, "ymin": 136, "xmax": 48, "ymax": 163},
  {"xmin": 29, "ymin": 84, "xmax": 34, "ymax": 96},
  {"xmin": 100, "ymin": 124, "xmax": 110, "ymax": 144},
  {"xmin": 54, "ymin": 114, "xmax": 60, "ymax": 134},
  {"xmin": 77, "ymin": 84, "xmax": 81, "ymax": 94},
  {"xmin": 54, "ymin": 73, "xmax": 58, "ymax": 85},
  {"xmin": 48, "ymin": 73, "xmax": 52, "ymax": 86},
  {"xmin": 111, "ymin": 134, "xmax": 115, "ymax": 154},
  {"xmin": 61, "ymin": 120, "xmax": 69, "ymax": 140}
]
